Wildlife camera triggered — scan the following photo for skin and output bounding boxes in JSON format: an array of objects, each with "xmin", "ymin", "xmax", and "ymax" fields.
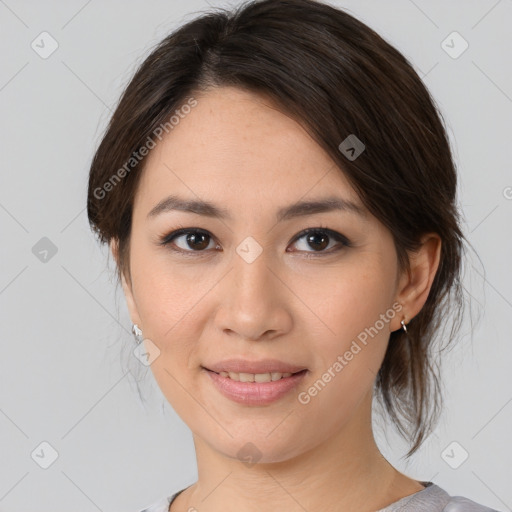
[{"xmin": 111, "ymin": 86, "xmax": 441, "ymax": 512}]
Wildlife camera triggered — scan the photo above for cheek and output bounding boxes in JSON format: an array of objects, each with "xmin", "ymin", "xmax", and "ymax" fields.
[
  {"xmin": 130, "ymin": 244, "xmax": 207, "ymax": 337},
  {"xmin": 312, "ymin": 261, "xmax": 393, "ymax": 331},
  {"xmin": 305, "ymin": 261, "xmax": 394, "ymax": 374},
  {"xmin": 128, "ymin": 265, "xmax": 208, "ymax": 406},
  {"xmin": 294, "ymin": 278, "xmax": 392, "ymax": 429}
]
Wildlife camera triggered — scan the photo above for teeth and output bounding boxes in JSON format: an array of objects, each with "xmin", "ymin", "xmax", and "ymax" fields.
[{"xmin": 218, "ymin": 371, "xmax": 294, "ymax": 382}]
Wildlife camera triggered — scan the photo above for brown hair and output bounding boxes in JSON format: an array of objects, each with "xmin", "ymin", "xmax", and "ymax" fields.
[{"xmin": 88, "ymin": 0, "xmax": 471, "ymax": 457}]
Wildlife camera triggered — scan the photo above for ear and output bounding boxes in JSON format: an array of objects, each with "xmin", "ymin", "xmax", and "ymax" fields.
[
  {"xmin": 110, "ymin": 238, "xmax": 141, "ymax": 328},
  {"xmin": 391, "ymin": 233, "xmax": 442, "ymax": 331}
]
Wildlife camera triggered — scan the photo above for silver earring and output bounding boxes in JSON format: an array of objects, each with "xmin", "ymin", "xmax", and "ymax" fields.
[
  {"xmin": 132, "ymin": 323, "xmax": 143, "ymax": 345},
  {"xmin": 400, "ymin": 319, "xmax": 408, "ymax": 333}
]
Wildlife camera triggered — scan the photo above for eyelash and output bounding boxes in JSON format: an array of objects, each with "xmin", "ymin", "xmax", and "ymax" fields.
[{"xmin": 158, "ymin": 225, "xmax": 352, "ymax": 258}]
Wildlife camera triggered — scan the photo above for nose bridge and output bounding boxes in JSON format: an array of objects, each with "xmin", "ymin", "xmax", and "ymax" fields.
[
  {"xmin": 214, "ymin": 236, "xmax": 289, "ymax": 339},
  {"xmin": 232, "ymin": 236, "xmax": 274, "ymax": 304}
]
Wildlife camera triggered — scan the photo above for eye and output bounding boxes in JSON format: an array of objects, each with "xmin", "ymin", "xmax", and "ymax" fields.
[
  {"xmin": 159, "ymin": 227, "xmax": 218, "ymax": 253},
  {"xmin": 288, "ymin": 227, "xmax": 351, "ymax": 256}
]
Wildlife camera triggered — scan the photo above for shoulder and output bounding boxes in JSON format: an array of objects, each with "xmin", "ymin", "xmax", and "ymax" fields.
[
  {"xmin": 136, "ymin": 495, "xmax": 172, "ymax": 512},
  {"xmin": 388, "ymin": 481, "xmax": 502, "ymax": 512},
  {"xmin": 137, "ymin": 484, "xmax": 502, "ymax": 512},
  {"xmin": 418, "ymin": 481, "xmax": 501, "ymax": 512},
  {"xmin": 442, "ymin": 495, "xmax": 502, "ymax": 512}
]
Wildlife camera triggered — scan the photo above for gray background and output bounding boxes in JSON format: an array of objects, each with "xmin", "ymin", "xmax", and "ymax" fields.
[{"xmin": 1, "ymin": 0, "xmax": 511, "ymax": 511}]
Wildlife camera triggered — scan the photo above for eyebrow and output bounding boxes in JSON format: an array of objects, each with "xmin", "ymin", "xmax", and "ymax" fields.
[{"xmin": 147, "ymin": 194, "xmax": 367, "ymax": 222}]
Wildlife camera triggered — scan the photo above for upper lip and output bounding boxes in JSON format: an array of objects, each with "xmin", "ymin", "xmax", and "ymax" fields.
[{"xmin": 203, "ymin": 358, "xmax": 307, "ymax": 374}]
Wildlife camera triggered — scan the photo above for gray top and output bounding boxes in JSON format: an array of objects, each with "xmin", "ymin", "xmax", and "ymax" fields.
[{"xmin": 138, "ymin": 481, "xmax": 502, "ymax": 512}]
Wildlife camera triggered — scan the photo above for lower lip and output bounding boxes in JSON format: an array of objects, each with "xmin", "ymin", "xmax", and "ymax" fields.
[{"xmin": 204, "ymin": 368, "xmax": 308, "ymax": 406}]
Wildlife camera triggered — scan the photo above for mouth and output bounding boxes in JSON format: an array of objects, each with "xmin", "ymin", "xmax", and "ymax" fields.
[{"xmin": 202, "ymin": 367, "xmax": 309, "ymax": 405}]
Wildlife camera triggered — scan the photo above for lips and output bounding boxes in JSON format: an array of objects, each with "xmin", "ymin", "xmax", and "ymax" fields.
[
  {"xmin": 205, "ymin": 367, "xmax": 308, "ymax": 405},
  {"xmin": 203, "ymin": 358, "xmax": 307, "ymax": 375}
]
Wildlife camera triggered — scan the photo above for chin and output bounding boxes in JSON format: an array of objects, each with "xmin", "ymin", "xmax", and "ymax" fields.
[{"xmin": 209, "ymin": 434, "xmax": 308, "ymax": 467}]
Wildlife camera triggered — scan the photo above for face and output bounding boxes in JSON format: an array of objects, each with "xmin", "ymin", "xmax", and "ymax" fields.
[{"xmin": 118, "ymin": 86, "xmax": 407, "ymax": 464}]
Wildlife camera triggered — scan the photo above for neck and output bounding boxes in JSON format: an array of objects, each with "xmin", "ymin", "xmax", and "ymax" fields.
[{"xmin": 176, "ymin": 390, "xmax": 420, "ymax": 512}]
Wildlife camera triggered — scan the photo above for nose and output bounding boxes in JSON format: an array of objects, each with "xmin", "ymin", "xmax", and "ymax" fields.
[{"xmin": 213, "ymin": 245, "xmax": 293, "ymax": 342}]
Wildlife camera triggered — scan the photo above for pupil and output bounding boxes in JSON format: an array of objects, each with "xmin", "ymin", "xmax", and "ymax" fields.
[
  {"xmin": 188, "ymin": 232, "xmax": 209, "ymax": 250},
  {"xmin": 308, "ymin": 232, "xmax": 328, "ymax": 251}
]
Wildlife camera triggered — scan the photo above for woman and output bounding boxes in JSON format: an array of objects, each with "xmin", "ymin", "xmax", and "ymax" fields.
[{"xmin": 87, "ymin": 0, "xmax": 500, "ymax": 510}]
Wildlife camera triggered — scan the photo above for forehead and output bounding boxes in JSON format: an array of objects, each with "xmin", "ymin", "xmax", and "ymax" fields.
[{"xmin": 135, "ymin": 86, "xmax": 365, "ymax": 219}]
